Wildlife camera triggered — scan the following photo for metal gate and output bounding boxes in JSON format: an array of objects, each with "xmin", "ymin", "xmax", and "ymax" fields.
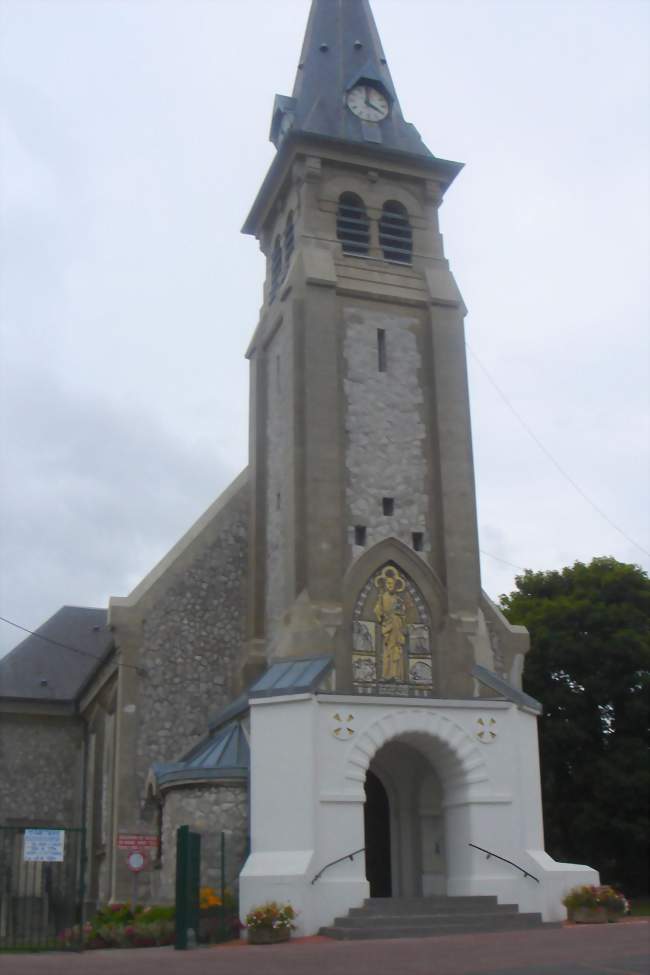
[
  {"xmin": 0, "ymin": 826, "xmax": 85, "ymax": 951},
  {"xmin": 175, "ymin": 827, "xmax": 247, "ymax": 949}
]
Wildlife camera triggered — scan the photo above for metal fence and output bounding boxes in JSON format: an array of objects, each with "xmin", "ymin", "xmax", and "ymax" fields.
[
  {"xmin": 0, "ymin": 826, "xmax": 85, "ymax": 951},
  {"xmin": 175, "ymin": 828, "xmax": 247, "ymax": 949}
]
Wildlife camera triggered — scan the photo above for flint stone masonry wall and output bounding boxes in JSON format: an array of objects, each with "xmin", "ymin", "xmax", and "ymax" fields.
[
  {"xmin": 134, "ymin": 487, "xmax": 249, "ymax": 789},
  {"xmin": 159, "ymin": 784, "xmax": 249, "ymax": 901},
  {"xmin": 344, "ymin": 306, "xmax": 429, "ymax": 557},
  {"xmin": 0, "ymin": 714, "xmax": 83, "ymax": 825}
]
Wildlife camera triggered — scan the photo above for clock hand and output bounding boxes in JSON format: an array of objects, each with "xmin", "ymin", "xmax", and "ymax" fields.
[{"xmin": 363, "ymin": 89, "xmax": 384, "ymax": 115}]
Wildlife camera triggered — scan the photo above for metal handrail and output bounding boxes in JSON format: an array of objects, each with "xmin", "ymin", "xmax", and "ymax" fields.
[
  {"xmin": 469, "ymin": 843, "xmax": 539, "ymax": 883},
  {"xmin": 311, "ymin": 847, "xmax": 365, "ymax": 885}
]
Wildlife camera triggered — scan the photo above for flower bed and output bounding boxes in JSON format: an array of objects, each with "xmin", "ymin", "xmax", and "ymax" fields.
[
  {"xmin": 57, "ymin": 889, "xmax": 242, "ymax": 950},
  {"xmin": 57, "ymin": 903, "xmax": 175, "ymax": 950},
  {"xmin": 199, "ymin": 887, "xmax": 242, "ymax": 943}
]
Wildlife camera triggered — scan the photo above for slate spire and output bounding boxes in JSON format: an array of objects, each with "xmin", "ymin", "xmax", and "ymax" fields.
[{"xmin": 270, "ymin": 0, "xmax": 434, "ymax": 159}]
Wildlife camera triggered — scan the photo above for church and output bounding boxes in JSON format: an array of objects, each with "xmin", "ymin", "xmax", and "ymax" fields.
[{"xmin": 0, "ymin": 0, "xmax": 597, "ymax": 937}]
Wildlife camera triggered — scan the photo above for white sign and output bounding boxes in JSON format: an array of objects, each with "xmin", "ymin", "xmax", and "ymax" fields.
[
  {"xmin": 127, "ymin": 851, "xmax": 145, "ymax": 873},
  {"xmin": 23, "ymin": 829, "xmax": 65, "ymax": 862}
]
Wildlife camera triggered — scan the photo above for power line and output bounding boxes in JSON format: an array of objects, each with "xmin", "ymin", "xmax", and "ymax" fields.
[
  {"xmin": 467, "ymin": 344, "xmax": 650, "ymax": 559},
  {"xmin": 0, "ymin": 614, "xmax": 141, "ymax": 674},
  {"xmin": 480, "ymin": 550, "xmax": 527, "ymax": 572}
]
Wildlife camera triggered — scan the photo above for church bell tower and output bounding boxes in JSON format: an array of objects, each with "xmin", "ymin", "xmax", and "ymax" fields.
[
  {"xmin": 239, "ymin": 0, "xmax": 597, "ymax": 933},
  {"xmin": 242, "ymin": 0, "xmax": 527, "ymax": 698}
]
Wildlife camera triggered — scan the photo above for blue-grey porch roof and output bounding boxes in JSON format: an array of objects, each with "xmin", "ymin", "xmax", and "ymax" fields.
[
  {"xmin": 207, "ymin": 655, "xmax": 333, "ymax": 729},
  {"xmin": 472, "ymin": 664, "xmax": 543, "ymax": 714},
  {"xmin": 154, "ymin": 656, "xmax": 334, "ymax": 788},
  {"xmin": 152, "ymin": 721, "xmax": 250, "ymax": 788},
  {"xmin": 248, "ymin": 655, "xmax": 333, "ymax": 698}
]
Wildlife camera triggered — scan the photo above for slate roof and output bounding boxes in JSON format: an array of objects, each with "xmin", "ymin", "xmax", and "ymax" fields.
[
  {"xmin": 284, "ymin": 0, "xmax": 434, "ymax": 158},
  {"xmin": 243, "ymin": 0, "xmax": 463, "ymax": 235},
  {"xmin": 0, "ymin": 606, "xmax": 113, "ymax": 703}
]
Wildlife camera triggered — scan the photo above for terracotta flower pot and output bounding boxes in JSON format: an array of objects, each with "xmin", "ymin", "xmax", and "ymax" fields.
[
  {"xmin": 247, "ymin": 926, "xmax": 291, "ymax": 945},
  {"xmin": 572, "ymin": 906, "xmax": 608, "ymax": 924}
]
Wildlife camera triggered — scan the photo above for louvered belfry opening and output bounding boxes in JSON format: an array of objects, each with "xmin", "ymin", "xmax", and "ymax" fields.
[
  {"xmin": 337, "ymin": 192, "xmax": 370, "ymax": 255},
  {"xmin": 270, "ymin": 234, "xmax": 283, "ymax": 302},
  {"xmin": 284, "ymin": 211, "xmax": 295, "ymax": 264},
  {"xmin": 379, "ymin": 200, "xmax": 413, "ymax": 264}
]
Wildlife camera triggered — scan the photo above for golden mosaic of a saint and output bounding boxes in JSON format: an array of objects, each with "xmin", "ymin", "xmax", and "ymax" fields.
[{"xmin": 374, "ymin": 566, "xmax": 407, "ymax": 681}]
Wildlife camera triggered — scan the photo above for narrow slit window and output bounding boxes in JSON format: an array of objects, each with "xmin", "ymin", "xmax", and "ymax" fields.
[
  {"xmin": 269, "ymin": 235, "xmax": 283, "ymax": 303},
  {"xmin": 382, "ymin": 497, "xmax": 394, "ymax": 516},
  {"xmin": 412, "ymin": 532, "xmax": 424, "ymax": 552},
  {"xmin": 337, "ymin": 192, "xmax": 370, "ymax": 256},
  {"xmin": 354, "ymin": 526, "xmax": 367, "ymax": 546},
  {"xmin": 379, "ymin": 200, "xmax": 412, "ymax": 264},
  {"xmin": 284, "ymin": 211, "xmax": 295, "ymax": 265},
  {"xmin": 377, "ymin": 329, "xmax": 386, "ymax": 372},
  {"xmin": 276, "ymin": 492, "xmax": 281, "ymax": 511}
]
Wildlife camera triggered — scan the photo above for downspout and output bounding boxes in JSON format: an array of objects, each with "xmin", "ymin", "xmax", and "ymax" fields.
[{"xmin": 79, "ymin": 711, "xmax": 89, "ymax": 926}]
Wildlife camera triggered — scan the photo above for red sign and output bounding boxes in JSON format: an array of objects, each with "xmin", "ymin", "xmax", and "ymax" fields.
[
  {"xmin": 127, "ymin": 851, "xmax": 145, "ymax": 873},
  {"xmin": 117, "ymin": 834, "xmax": 159, "ymax": 852}
]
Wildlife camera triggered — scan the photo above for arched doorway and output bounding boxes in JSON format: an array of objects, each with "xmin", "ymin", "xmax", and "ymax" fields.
[
  {"xmin": 364, "ymin": 770, "xmax": 391, "ymax": 897},
  {"xmin": 364, "ymin": 737, "xmax": 446, "ymax": 897}
]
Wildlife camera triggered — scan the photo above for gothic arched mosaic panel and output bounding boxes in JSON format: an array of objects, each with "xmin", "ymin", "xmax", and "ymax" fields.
[{"xmin": 352, "ymin": 563, "xmax": 434, "ymax": 697}]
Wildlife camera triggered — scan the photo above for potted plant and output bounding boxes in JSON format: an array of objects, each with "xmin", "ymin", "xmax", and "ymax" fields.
[
  {"xmin": 563, "ymin": 885, "xmax": 629, "ymax": 923},
  {"xmin": 244, "ymin": 901, "xmax": 296, "ymax": 945},
  {"xmin": 597, "ymin": 886, "xmax": 630, "ymax": 921}
]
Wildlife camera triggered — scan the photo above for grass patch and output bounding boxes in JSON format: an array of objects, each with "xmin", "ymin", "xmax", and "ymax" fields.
[{"xmin": 629, "ymin": 898, "xmax": 650, "ymax": 917}]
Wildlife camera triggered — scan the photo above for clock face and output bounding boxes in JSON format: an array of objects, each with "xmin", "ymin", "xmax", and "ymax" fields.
[{"xmin": 346, "ymin": 84, "xmax": 390, "ymax": 122}]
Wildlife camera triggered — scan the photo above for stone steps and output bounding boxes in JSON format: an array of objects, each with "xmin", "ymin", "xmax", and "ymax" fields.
[
  {"xmin": 320, "ymin": 896, "xmax": 556, "ymax": 941},
  {"xmin": 349, "ymin": 895, "xmax": 511, "ymax": 915}
]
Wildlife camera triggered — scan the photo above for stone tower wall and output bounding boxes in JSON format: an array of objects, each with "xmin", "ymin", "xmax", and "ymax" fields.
[
  {"xmin": 264, "ymin": 320, "xmax": 294, "ymax": 652},
  {"xmin": 344, "ymin": 303, "xmax": 430, "ymax": 560}
]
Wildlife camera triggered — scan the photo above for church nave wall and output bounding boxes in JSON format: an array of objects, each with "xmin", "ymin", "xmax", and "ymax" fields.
[
  {"xmin": 131, "ymin": 484, "xmax": 249, "ymax": 792},
  {"xmin": 0, "ymin": 714, "xmax": 83, "ymax": 827}
]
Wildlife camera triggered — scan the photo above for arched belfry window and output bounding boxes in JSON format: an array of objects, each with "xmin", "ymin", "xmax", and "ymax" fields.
[
  {"xmin": 337, "ymin": 192, "xmax": 370, "ymax": 256},
  {"xmin": 284, "ymin": 211, "xmax": 295, "ymax": 264},
  {"xmin": 352, "ymin": 562, "xmax": 433, "ymax": 697},
  {"xmin": 379, "ymin": 201, "xmax": 412, "ymax": 264},
  {"xmin": 269, "ymin": 234, "xmax": 283, "ymax": 303}
]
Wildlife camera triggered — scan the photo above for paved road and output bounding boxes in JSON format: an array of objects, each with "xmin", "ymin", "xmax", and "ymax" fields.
[{"xmin": 1, "ymin": 922, "xmax": 648, "ymax": 975}]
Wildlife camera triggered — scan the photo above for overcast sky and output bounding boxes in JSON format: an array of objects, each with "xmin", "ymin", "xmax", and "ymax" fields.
[{"xmin": 1, "ymin": 0, "xmax": 648, "ymax": 657}]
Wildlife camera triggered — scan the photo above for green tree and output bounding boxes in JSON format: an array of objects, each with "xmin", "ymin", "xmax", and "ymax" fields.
[{"xmin": 500, "ymin": 557, "xmax": 650, "ymax": 895}]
